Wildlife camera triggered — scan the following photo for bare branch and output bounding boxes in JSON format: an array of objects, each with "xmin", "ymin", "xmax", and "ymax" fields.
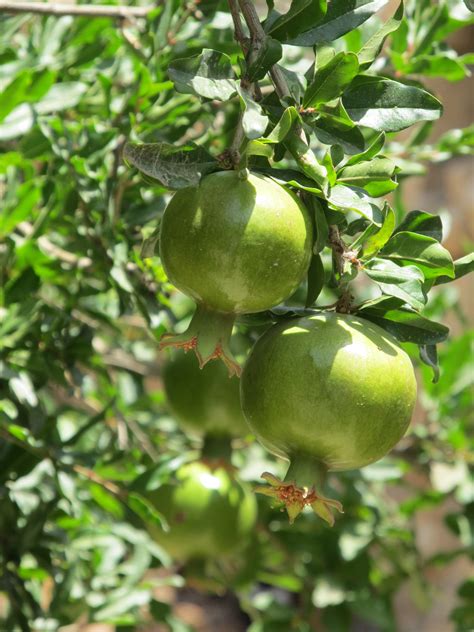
[
  {"xmin": 228, "ymin": 0, "xmax": 247, "ymax": 51},
  {"xmin": 0, "ymin": 1, "xmax": 155, "ymax": 19}
]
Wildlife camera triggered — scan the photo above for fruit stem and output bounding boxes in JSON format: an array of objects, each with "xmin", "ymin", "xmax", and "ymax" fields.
[
  {"xmin": 256, "ymin": 455, "xmax": 343, "ymax": 525},
  {"xmin": 159, "ymin": 304, "xmax": 241, "ymax": 377},
  {"xmin": 285, "ymin": 456, "xmax": 327, "ymax": 491},
  {"xmin": 201, "ymin": 434, "xmax": 233, "ymax": 463}
]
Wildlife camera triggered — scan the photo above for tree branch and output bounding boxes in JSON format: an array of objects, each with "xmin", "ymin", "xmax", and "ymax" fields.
[
  {"xmin": 229, "ymin": 0, "xmax": 247, "ymax": 50},
  {"xmin": 237, "ymin": 0, "xmax": 290, "ymax": 99},
  {"xmin": 0, "ymin": 1, "xmax": 155, "ymax": 19}
]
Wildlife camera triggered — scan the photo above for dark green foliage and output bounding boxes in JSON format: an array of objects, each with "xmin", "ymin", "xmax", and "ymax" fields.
[{"xmin": 0, "ymin": 0, "xmax": 472, "ymax": 629}]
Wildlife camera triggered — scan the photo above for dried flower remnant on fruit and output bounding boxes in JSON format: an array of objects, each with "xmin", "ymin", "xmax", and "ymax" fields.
[{"xmin": 255, "ymin": 472, "xmax": 343, "ymax": 525}]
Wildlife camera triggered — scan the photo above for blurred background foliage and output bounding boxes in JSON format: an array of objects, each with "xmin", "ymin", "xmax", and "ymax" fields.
[{"xmin": 0, "ymin": 1, "xmax": 472, "ymax": 631}]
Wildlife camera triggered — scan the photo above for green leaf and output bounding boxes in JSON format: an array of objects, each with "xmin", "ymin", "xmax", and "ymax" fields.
[
  {"xmin": 123, "ymin": 142, "xmax": 217, "ymax": 189},
  {"xmin": 284, "ymin": 131, "xmax": 328, "ymax": 191},
  {"xmin": 306, "ymin": 253, "xmax": 324, "ymax": 307},
  {"xmin": 345, "ymin": 132, "xmax": 385, "ymax": 166},
  {"xmin": 381, "ymin": 231, "xmax": 454, "ymax": 279},
  {"xmin": 357, "ymin": 305, "xmax": 450, "ymax": 345},
  {"xmin": 435, "ymin": 252, "xmax": 474, "ymax": 285},
  {"xmin": 168, "ymin": 49, "xmax": 237, "ymax": 101},
  {"xmin": 343, "ymin": 77, "xmax": 443, "ymax": 132},
  {"xmin": 0, "ymin": 180, "xmax": 41, "ymax": 236},
  {"xmin": 246, "ymin": 37, "xmax": 282, "ymax": 82},
  {"xmin": 337, "ymin": 157, "xmax": 398, "ymax": 197},
  {"xmin": 275, "ymin": 65, "xmax": 308, "ymax": 103},
  {"xmin": 419, "ymin": 344, "xmax": 440, "ymax": 383},
  {"xmin": 312, "ymin": 197, "xmax": 329, "ymax": 253},
  {"xmin": 464, "ymin": 0, "xmax": 474, "ymax": 12},
  {"xmin": 359, "ymin": 204, "xmax": 395, "ymax": 257},
  {"xmin": 303, "ymin": 52, "xmax": 359, "ymax": 108},
  {"xmin": 327, "ymin": 184, "xmax": 383, "ymax": 223},
  {"xmin": 35, "ymin": 82, "xmax": 87, "ymax": 113},
  {"xmin": 314, "ymin": 44, "xmax": 337, "ymax": 71},
  {"xmin": 0, "ymin": 104, "xmax": 34, "ymax": 141},
  {"xmin": 394, "ymin": 210, "xmax": 443, "ymax": 242},
  {"xmin": 288, "ymin": 0, "xmax": 389, "ymax": 46},
  {"xmin": 268, "ymin": 0, "xmax": 327, "ymax": 41},
  {"xmin": 236, "ymin": 85, "xmax": 269, "ymax": 140},
  {"xmin": 265, "ymin": 106, "xmax": 300, "ymax": 143},
  {"xmin": 246, "ymin": 140, "xmax": 274, "ymax": 159},
  {"xmin": 127, "ymin": 492, "xmax": 165, "ymax": 528},
  {"xmin": 358, "ymin": 1, "xmax": 404, "ymax": 70},
  {"xmin": 364, "ymin": 258, "xmax": 426, "ymax": 310},
  {"xmin": 313, "ymin": 114, "xmax": 366, "ymax": 155},
  {"xmin": 0, "ymin": 70, "xmax": 32, "ymax": 122},
  {"xmin": 405, "ymin": 54, "xmax": 469, "ymax": 83}
]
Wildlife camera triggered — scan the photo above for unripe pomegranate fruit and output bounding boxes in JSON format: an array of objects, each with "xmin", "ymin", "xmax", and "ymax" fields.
[
  {"xmin": 240, "ymin": 313, "xmax": 417, "ymax": 524},
  {"xmin": 159, "ymin": 170, "xmax": 313, "ymax": 376}
]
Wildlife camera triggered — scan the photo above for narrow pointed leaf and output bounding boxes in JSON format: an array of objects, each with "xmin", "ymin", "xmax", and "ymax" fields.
[
  {"xmin": 359, "ymin": 204, "xmax": 395, "ymax": 257},
  {"xmin": 345, "ymin": 132, "xmax": 385, "ymax": 166},
  {"xmin": 288, "ymin": 0, "xmax": 389, "ymax": 46},
  {"xmin": 268, "ymin": 0, "xmax": 327, "ymax": 41},
  {"xmin": 264, "ymin": 106, "xmax": 300, "ymax": 143},
  {"xmin": 358, "ymin": 2, "xmax": 404, "ymax": 70},
  {"xmin": 303, "ymin": 52, "xmax": 359, "ymax": 108}
]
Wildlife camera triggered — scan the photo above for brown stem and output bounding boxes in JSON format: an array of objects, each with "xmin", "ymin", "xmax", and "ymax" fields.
[
  {"xmin": 226, "ymin": 0, "xmax": 257, "ymax": 166},
  {"xmin": 237, "ymin": 0, "xmax": 290, "ymax": 100},
  {"xmin": 328, "ymin": 225, "xmax": 355, "ymax": 313},
  {"xmin": 229, "ymin": 0, "xmax": 248, "ymax": 50},
  {"xmin": 0, "ymin": 1, "xmax": 155, "ymax": 18},
  {"xmin": 328, "ymin": 225, "xmax": 345, "ymax": 276}
]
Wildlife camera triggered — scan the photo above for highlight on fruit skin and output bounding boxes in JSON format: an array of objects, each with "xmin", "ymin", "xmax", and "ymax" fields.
[
  {"xmin": 240, "ymin": 312, "xmax": 417, "ymax": 525},
  {"xmin": 140, "ymin": 460, "xmax": 258, "ymax": 562},
  {"xmin": 158, "ymin": 170, "xmax": 313, "ymax": 375}
]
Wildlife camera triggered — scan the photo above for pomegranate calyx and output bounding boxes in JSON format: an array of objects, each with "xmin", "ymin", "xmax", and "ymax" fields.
[{"xmin": 255, "ymin": 471, "xmax": 343, "ymax": 526}]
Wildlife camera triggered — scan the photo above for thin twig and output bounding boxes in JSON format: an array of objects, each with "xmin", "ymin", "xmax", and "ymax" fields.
[
  {"xmin": 328, "ymin": 225, "xmax": 345, "ymax": 276},
  {"xmin": 114, "ymin": 407, "xmax": 160, "ymax": 461},
  {"xmin": 73, "ymin": 464, "xmax": 127, "ymax": 498},
  {"xmin": 229, "ymin": 0, "xmax": 248, "ymax": 51},
  {"xmin": 16, "ymin": 222, "xmax": 93, "ymax": 268},
  {"xmin": 0, "ymin": 1, "xmax": 155, "ymax": 18},
  {"xmin": 238, "ymin": 0, "xmax": 289, "ymax": 99}
]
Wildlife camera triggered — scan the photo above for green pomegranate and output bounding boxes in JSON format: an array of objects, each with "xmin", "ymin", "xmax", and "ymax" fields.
[
  {"xmin": 240, "ymin": 312, "xmax": 417, "ymax": 525},
  {"xmin": 162, "ymin": 351, "xmax": 249, "ymax": 439},
  {"xmin": 144, "ymin": 461, "xmax": 257, "ymax": 561},
  {"xmin": 159, "ymin": 170, "xmax": 313, "ymax": 376}
]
